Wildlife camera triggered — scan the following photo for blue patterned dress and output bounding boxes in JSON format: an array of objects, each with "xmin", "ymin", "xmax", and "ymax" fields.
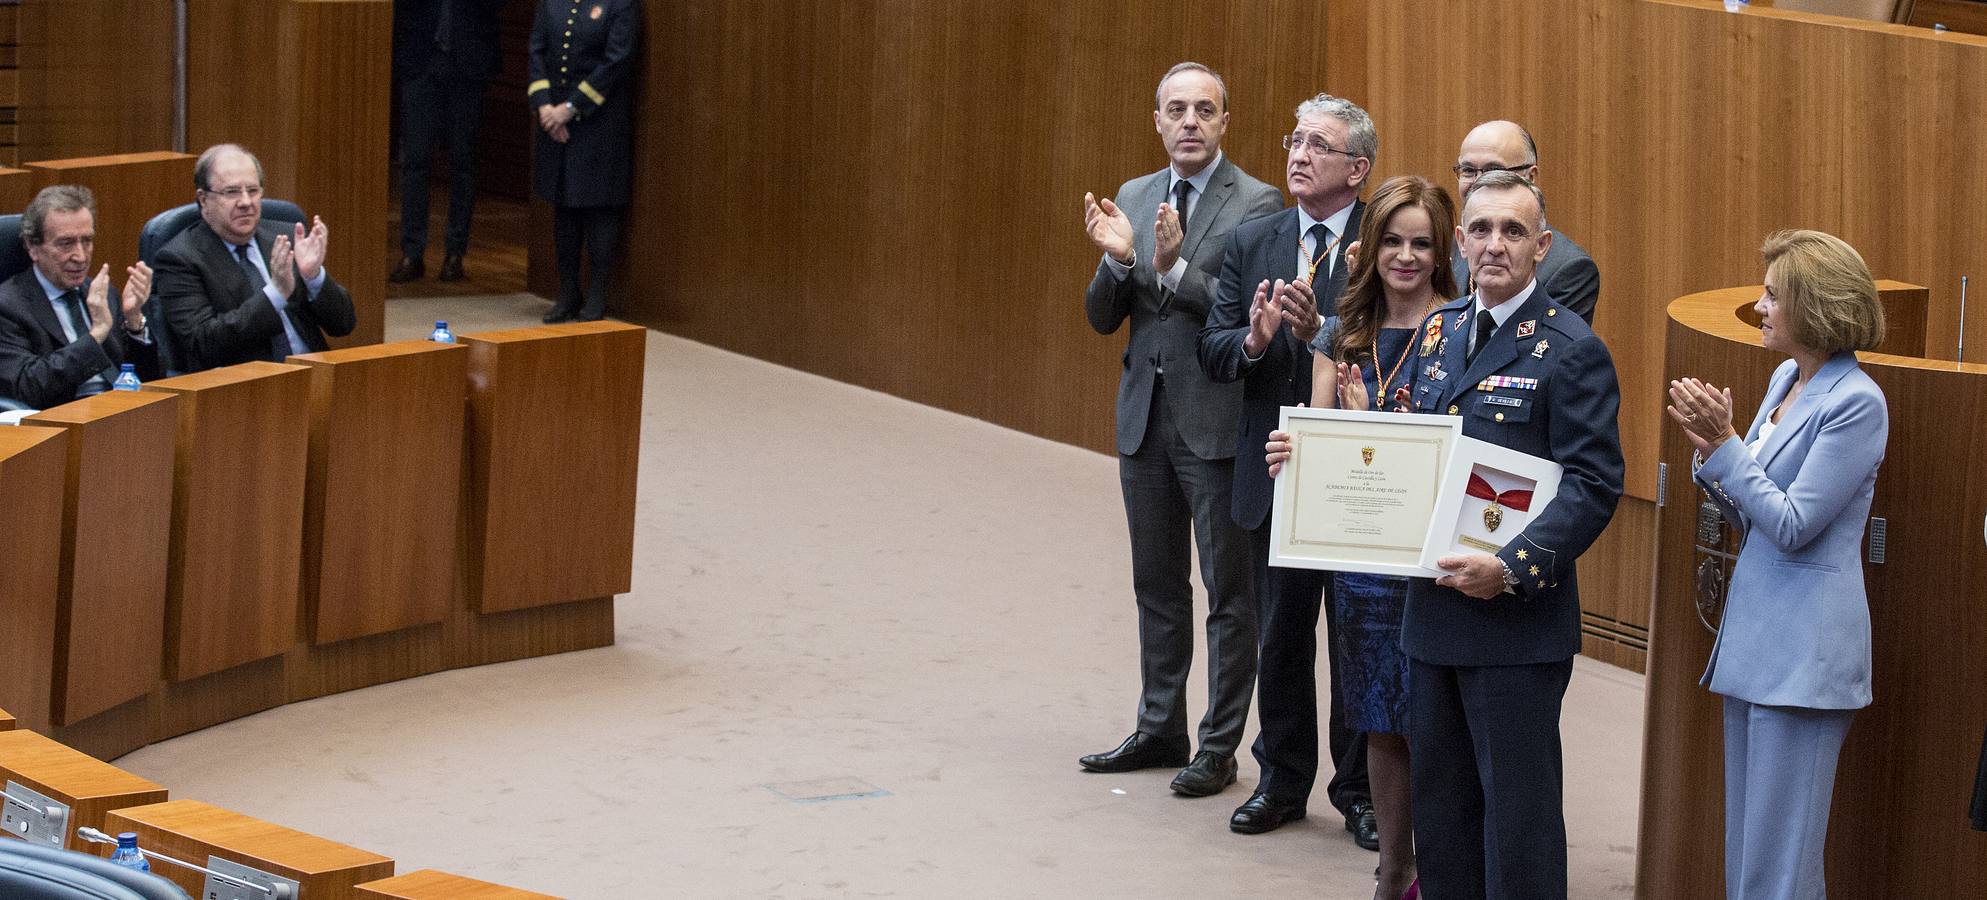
[{"xmin": 1312, "ymin": 318, "xmax": 1414, "ymax": 735}]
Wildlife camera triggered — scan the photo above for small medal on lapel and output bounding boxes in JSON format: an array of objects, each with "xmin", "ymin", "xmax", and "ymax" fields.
[
  {"xmin": 1531, "ymin": 339, "xmax": 1550, "ymax": 359},
  {"xmin": 1515, "ymin": 320, "xmax": 1536, "ymax": 339}
]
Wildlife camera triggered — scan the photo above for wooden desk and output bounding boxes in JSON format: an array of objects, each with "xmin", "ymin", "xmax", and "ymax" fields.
[
  {"xmin": 24, "ymin": 152, "xmax": 196, "ymax": 284},
  {"xmin": 357, "ymin": 870, "xmax": 560, "ymax": 900},
  {"xmin": 0, "ymin": 729, "xmax": 166, "ymax": 853},
  {"xmin": 0, "ymin": 168, "xmax": 34, "ymax": 214},
  {"xmin": 108, "ymin": 800, "xmax": 393, "ymax": 900},
  {"xmin": 144, "ymin": 362, "xmax": 311, "ymax": 683},
  {"xmin": 0, "ymin": 426, "xmax": 68, "ymax": 732},
  {"xmin": 24, "ymin": 392, "xmax": 177, "ymax": 727},
  {"xmin": 291, "ymin": 341, "xmax": 467, "ymax": 645},
  {"xmin": 461, "ymin": 322, "xmax": 644, "ymax": 614}
]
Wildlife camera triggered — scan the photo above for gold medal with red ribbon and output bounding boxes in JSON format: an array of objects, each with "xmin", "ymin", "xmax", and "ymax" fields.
[{"xmin": 1467, "ymin": 471, "xmax": 1534, "ymax": 533}]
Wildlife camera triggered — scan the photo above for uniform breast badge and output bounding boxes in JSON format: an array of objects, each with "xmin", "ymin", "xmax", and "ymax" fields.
[
  {"xmin": 1420, "ymin": 317, "xmax": 1443, "ymax": 356},
  {"xmin": 1531, "ymin": 339, "xmax": 1550, "ymax": 359},
  {"xmin": 1515, "ymin": 320, "xmax": 1536, "ymax": 338}
]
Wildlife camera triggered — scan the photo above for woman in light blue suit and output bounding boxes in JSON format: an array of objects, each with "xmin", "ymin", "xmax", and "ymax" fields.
[{"xmin": 1667, "ymin": 229, "xmax": 1889, "ymax": 900}]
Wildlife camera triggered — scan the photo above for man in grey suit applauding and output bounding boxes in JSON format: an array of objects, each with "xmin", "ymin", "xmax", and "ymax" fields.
[
  {"xmin": 1078, "ymin": 61, "xmax": 1281, "ymax": 797},
  {"xmin": 1449, "ymin": 121, "xmax": 1600, "ymax": 324}
]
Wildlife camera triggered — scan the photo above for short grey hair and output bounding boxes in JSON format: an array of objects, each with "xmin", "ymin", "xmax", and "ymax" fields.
[
  {"xmin": 1154, "ymin": 61, "xmax": 1228, "ymax": 112},
  {"xmin": 1294, "ymin": 93, "xmax": 1377, "ymax": 163},
  {"xmin": 194, "ymin": 143, "xmax": 264, "ymax": 191},
  {"xmin": 1465, "ymin": 169, "xmax": 1548, "ymax": 230},
  {"xmin": 22, "ymin": 184, "xmax": 95, "ymax": 246}
]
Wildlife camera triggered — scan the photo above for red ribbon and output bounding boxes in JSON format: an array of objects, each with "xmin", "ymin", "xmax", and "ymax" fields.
[{"xmin": 1467, "ymin": 472, "xmax": 1533, "ymax": 512}]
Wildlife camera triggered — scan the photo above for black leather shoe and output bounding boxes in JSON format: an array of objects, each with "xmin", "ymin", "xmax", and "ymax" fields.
[
  {"xmin": 1078, "ymin": 733, "xmax": 1189, "ymax": 773},
  {"xmin": 1169, "ymin": 751, "xmax": 1237, "ymax": 797},
  {"xmin": 437, "ymin": 254, "xmax": 466, "ymax": 282},
  {"xmin": 1229, "ymin": 791, "xmax": 1306, "ymax": 834},
  {"xmin": 1346, "ymin": 799, "xmax": 1379, "ymax": 851},
  {"xmin": 388, "ymin": 256, "xmax": 423, "ymax": 283},
  {"xmin": 543, "ymin": 303, "xmax": 579, "ymax": 324}
]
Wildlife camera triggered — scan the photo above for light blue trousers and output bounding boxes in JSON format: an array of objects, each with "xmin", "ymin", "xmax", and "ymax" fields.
[{"xmin": 1722, "ymin": 696, "xmax": 1856, "ymax": 900}]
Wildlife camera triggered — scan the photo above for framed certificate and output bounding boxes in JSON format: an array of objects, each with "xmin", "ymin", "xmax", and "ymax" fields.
[
  {"xmin": 1418, "ymin": 435, "xmax": 1563, "ymax": 569},
  {"xmin": 1268, "ymin": 406, "xmax": 1464, "ymax": 577}
]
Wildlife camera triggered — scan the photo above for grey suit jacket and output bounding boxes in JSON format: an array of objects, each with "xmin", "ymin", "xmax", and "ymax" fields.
[
  {"xmin": 1694, "ymin": 353, "xmax": 1886, "ymax": 710},
  {"xmin": 1085, "ymin": 156, "xmax": 1282, "ymax": 459},
  {"xmin": 1450, "ymin": 229, "xmax": 1599, "ymax": 324}
]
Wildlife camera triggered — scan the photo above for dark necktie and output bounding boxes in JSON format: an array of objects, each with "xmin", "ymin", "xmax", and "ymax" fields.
[
  {"xmin": 237, "ymin": 243, "xmax": 291, "ymax": 359},
  {"xmin": 435, "ymin": 0, "xmax": 453, "ymax": 52},
  {"xmin": 1173, "ymin": 180, "xmax": 1193, "ymax": 235},
  {"xmin": 1467, "ymin": 308, "xmax": 1496, "ymax": 366},
  {"xmin": 1306, "ymin": 223, "xmax": 1331, "ymax": 282},
  {"xmin": 60, "ymin": 288, "xmax": 90, "ymax": 340}
]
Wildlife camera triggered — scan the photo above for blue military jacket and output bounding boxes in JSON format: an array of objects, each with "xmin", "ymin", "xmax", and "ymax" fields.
[{"xmin": 1400, "ymin": 286, "xmax": 1625, "ymax": 666}]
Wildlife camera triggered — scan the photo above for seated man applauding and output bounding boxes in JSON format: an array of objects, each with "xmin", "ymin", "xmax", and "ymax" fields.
[
  {"xmin": 0, "ymin": 185, "xmax": 158, "ymax": 408},
  {"xmin": 155, "ymin": 143, "xmax": 355, "ymax": 372}
]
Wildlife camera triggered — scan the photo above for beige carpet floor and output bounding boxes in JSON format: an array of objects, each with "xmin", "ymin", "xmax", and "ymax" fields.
[{"xmin": 114, "ymin": 294, "xmax": 1644, "ymax": 899}]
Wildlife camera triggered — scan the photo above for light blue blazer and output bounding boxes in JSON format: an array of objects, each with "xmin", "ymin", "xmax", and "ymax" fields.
[{"xmin": 1693, "ymin": 352, "xmax": 1887, "ymax": 710}]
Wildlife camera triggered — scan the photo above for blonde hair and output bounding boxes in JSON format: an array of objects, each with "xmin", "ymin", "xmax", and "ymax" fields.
[{"xmin": 1760, "ymin": 229, "xmax": 1885, "ymax": 354}]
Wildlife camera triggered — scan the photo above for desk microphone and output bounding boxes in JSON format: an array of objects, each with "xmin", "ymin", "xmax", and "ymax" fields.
[{"xmin": 76, "ymin": 827, "xmax": 293, "ymax": 899}]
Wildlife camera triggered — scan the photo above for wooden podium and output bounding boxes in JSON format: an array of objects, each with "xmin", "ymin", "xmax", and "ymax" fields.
[
  {"xmin": 108, "ymin": 799, "xmax": 393, "ymax": 899},
  {"xmin": 0, "ymin": 426, "xmax": 70, "ymax": 733},
  {"xmin": 1640, "ymin": 283, "xmax": 1987, "ymax": 897},
  {"xmin": 357, "ymin": 870, "xmax": 560, "ymax": 900},
  {"xmin": 0, "ymin": 710, "xmax": 12, "ymax": 732},
  {"xmin": 23, "ymin": 392, "xmax": 177, "ymax": 731},
  {"xmin": 0, "ymin": 730, "xmax": 166, "ymax": 853}
]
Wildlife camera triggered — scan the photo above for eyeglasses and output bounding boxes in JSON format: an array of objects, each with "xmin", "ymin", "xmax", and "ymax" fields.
[
  {"xmin": 202, "ymin": 185, "xmax": 264, "ymax": 201},
  {"xmin": 1282, "ymin": 133, "xmax": 1357, "ymax": 158},
  {"xmin": 1451, "ymin": 162, "xmax": 1535, "ymax": 179}
]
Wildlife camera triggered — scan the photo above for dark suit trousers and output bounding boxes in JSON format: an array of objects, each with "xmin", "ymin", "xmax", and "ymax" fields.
[
  {"xmin": 398, "ymin": 57, "xmax": 487, "ymax": 257},
  {"xmin": 1408, "ymin": 655, "xmax": 1575, "ymax": 900},
  {"xmin": 1248, "ymin": 525, "xmax": 1368, "ymax": 813},
  {"xmin": 1118, "ymin": 377, "xmax": 1256, "ymax": 755}
]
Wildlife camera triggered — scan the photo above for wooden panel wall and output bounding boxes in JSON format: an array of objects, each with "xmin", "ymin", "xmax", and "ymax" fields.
[
  {"xmin": 614, "ymin": 0, "xmax": 1329, "ymax": 457},
  {"xmin": 24, "ymin": 152, "xmax": 195, "ymax": 288},
  {"xmin": 1643, "ymin": 287, "xmax": 1987, "ymax": 898},
  {"xmin": 185, "ymin": 0, "xmax": 391, "ymax": 348},
  {"xmin": 15, "ymin": 1, "xmax": 175, "ymax": 162}
]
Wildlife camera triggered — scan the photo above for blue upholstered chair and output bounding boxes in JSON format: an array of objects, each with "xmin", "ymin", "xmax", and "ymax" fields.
[
  {"xmin": 137, "ymin": 199, "xmax": 306, "ymax": 376},
  {"xmin": 0, "ymin": 837, "xmax": 192, "ymax": 899}
]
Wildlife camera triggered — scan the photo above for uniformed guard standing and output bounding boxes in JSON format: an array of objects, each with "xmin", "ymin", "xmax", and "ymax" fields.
[{"xmin": 527, "ymin": 0, "xmax": 643, "ymax": 323}]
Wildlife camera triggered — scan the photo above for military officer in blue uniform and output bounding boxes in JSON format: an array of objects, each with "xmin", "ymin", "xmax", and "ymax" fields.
[
  {"xmin": 1398, "ymin": 170, "xmax": 1624, "ymax": 900},
  {"xmin": 527, "ymin": 0, "xmax": 643, "ymax": 322}
]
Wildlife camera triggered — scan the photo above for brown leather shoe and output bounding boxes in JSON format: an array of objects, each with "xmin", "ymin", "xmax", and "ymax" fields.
[
  {"xmin": 388, "ymin": 256, "xmax": 423, "ymax": 283},
  {"xmin": 437, "ymin": 254, "xmax": 466, "ymax": 282}
]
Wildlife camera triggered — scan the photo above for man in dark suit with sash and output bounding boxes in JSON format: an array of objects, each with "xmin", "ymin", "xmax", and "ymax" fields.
[
  {"xmin": 1401, "ymin": 170, "xmax": 1623, "ymax": 899},
  {"xmin": 1077, "ymin": 62, "xmax": 1281, "ymax": 797},
  {"xmin": 1198, "ymin": 92, "xmax": 1377, "ymax": 844}
]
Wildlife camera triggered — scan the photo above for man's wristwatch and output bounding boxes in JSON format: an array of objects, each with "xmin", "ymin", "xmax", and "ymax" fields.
[
  {"xmin": 1499, "ymin": 559, "xmax": 1521, "ymax": 591},
  {"xmin": 124, "ymin": 314, "xmax": 146, "ymax": 335}
]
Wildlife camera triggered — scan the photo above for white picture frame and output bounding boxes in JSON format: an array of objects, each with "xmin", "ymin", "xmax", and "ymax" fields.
[
  {"xmin": 1268, "ymin": 406, "xmax": 1464, "ymax": 577},
  {"xmin": 1417, "ymin": 435, "xmax": 1563, "ymax": 570}
]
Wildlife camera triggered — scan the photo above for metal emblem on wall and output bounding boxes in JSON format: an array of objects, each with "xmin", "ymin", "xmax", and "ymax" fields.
[{"xmin": 1693, "ymin": 493, "xmax": 1743, "ymax": 634}]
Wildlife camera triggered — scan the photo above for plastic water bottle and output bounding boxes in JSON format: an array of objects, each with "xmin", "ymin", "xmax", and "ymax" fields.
[
  {"xmin": 109, "ymin": 831, "xmax": 149, "ymax": 872},
  {"xmin": 111, "ymin": 363, "xmax": 141, "ymax": 392},
  {"xmin": 1723, "ymin": 0, "xmax": 1748, "ymax": 10},
  {"xmin": 429, "ymin": 320, "xmax": 455, "ymax": 344}
]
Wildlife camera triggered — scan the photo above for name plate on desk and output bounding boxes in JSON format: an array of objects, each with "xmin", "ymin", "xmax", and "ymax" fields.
[{"xmin": 1269, "ymin": 407, "xmax": 1462, "ymax": 577}]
